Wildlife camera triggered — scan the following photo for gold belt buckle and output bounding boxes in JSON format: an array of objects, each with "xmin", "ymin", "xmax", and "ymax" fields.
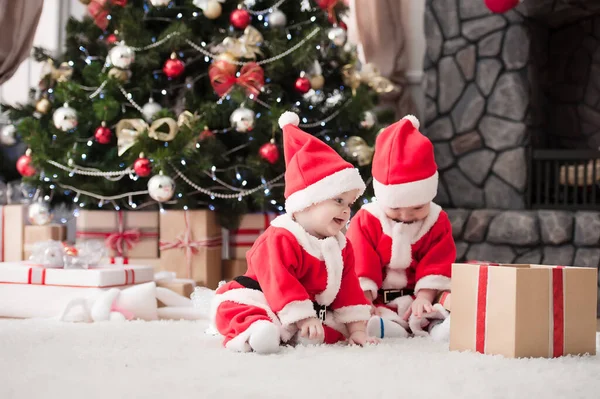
[{"xmin": 383, "ymin": 289, "xmax": 402, "ymax": 303}]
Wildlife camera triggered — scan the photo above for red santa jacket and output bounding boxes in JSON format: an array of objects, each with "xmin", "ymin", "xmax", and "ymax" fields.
[
  {"xmin": 345, "ymin": 202, "xmax": 455, "ymax": 297},
  {"xmin": 214, "ymin": 214, "xmax": 371, "ymax": 328}
]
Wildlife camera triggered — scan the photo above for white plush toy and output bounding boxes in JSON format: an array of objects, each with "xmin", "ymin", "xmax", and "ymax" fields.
[{"xmin": 58, "ymin": 282, "xmax": 204, "ymax": 322}]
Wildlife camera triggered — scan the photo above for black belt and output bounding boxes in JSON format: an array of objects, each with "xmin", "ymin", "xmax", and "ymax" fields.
[
  {"xmin": 378, "ymin": 288, "xmax": 414, "ymax": 304},
  {"xmin": 233, "ymin": 276, "xmax": 328, "ymax": 321}
]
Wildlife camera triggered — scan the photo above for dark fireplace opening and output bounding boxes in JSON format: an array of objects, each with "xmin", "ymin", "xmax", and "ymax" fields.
[{"xmin": 526, "ymin": 1, "xmax": 600, "ymax": 209}]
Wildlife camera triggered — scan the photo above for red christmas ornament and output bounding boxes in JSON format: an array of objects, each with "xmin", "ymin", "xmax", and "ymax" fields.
[
  {"xmin": 163, "ymin": 52, "xmax": 185, "ymax": 78},
  {"xmin": 327, "ymin": 14, "xmax": 347, "ymax": 30},
  {"xmin": 94, "ymin": 121, "xmax": 112, "ymax": 144},
  {"xmin": 259, "ymin": 140, "xmax": 280, "ymax": 164},
  {"xmin": 199, "ymin": 127, "xmax": 215, "ymax": 141},
  {"xmin": 317, "ymin": 0, "xmax": 338, "ymax": 10},
  {"xmin": 16, "ymin": 149, "xmax": 36, "ymax": 177},
  {"xmin": 230, "ymin": 8, "xmax": 251, "ymax": 30},
  {"xmin": 106, "ymin": 33, "xmax": 119, "ymax": 44},
  {"xmin": 294, "ymin": 76, "xmax": 311, "ymax": 94},
  {"xmin": 133, "ymin": 153, "xmax": 152, "ymax": 177},
  {"xmin": 484, "ymin": 0, "xmax": 520, "ymax": 13}
]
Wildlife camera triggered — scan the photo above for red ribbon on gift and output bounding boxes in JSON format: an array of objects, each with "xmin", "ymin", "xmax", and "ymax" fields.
[
  {"xmin": 159, "ymin": 211, "xmax": 222, "ymax": 279},
  {"xmin": 475, "ymin": 264, "xmax": 565, "ymax": 357},
  {"xmin": 209, "ymin": 61, "xmax": 264, "ymax": 98},
  {"xmin": 76, "ymin": 211, "xmax": 157, "ymax": 261},
  {"xmin": 230, "ymin": 213, "xmax": 275, "ymax": 247},
  {"xmin": 25, "ymin": 265, "xmax": 135, "ymax": 287}
]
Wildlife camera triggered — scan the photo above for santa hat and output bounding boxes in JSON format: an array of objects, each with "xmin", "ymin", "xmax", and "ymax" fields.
[
  {"xmin": 278, "ymin": 111, "xmax": 366, "ymax": 214},
  {"xmin": 372, "ymin": 115, "xmax": 438, "ymax": 208}
]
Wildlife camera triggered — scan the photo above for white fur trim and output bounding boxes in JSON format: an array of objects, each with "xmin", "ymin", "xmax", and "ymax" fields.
[
  {"xmin": 373, "ymin": 171, "xmax": 438, "ymax": 208},
  {"xmin": 271, "ymin": 214, "xmax": 346, "ymax": 307},
  {"xmin": 225, "ymin": 320, "xmax": 277, "ymax": 353},
  {"xmin": 285, "ymin": 167, "xmax": 366, "ymax": 214},
  {"xmin": 90, "ymin": 289, "xmax": 120, "ymax": 322},
  {"xmin": 414, "ymin": 275, "xmax": 452, "ymax": 294},
  {"xmin": 210, "ymin": 288, "xmax": 297, "ymax": 342},
  {"xmin": 333, "ymin": 305, "xmax": 371, "ymax": 324},
  {"xmin": 389, "ymin": 223, "xmax": 414, "ymax": 270},
  {"xmin": 278, "ymin": 111, "xmax": 300, "ymax": 128},
  {"xmin": 382, "ymin": 269, "xmax": 408, "ymax": 290},
  {"xmin": 402, "ymin": 114, "xmax": 420, "ymax": 129},
  {"xmin": 277, "ymin": 300, "xmax": 316, "ymax": 326},
  {"xmin": 359, "ymin": 277, "xmax": 378, "ymax": 298}
]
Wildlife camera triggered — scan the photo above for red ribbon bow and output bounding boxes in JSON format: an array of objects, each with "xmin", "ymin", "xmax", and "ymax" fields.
[
  {"xmin": 159, "ymin": 211, "xmax": 221, "ymax": 279},
  {"xmin": 209, "ymin": 61, "xmax": 264, "ymax": 98},
  {"xmin": 105, "ymin": 229, "xmax": 141, "ymax": 257}
]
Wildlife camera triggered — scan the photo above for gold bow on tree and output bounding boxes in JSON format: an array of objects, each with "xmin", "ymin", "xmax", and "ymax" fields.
[
  {"xmin": 218, "ymin": 26, "xmax": 263, "ymax": 60},
  {"xmin": 342, "ymin": 63, "xmax": 395, "ymax": 95},
  {"xmin": 344, "ymin": 136, "xmax": 374, "ymax": 166},
  {"xmin": 115, "ymin": 111, "xmax": 194, "ymax": 156},
  {"xmin": 39, "ymin": 59, "xmax": 74, "ymax": 90}
]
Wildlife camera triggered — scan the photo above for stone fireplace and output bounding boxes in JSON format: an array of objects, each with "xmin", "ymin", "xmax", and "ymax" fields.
[{"xmin": 423, "ymin": 0, "xmax": 600, "ymax": 311}]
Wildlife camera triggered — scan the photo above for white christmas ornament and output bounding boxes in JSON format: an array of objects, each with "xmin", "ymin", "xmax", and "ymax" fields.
[
  {"xmin": 28, "ymin": 202, "xmax": 52, "ymax": 226},
  {"xmin": 360, "ymin": 111, "xmax": 377, "ymax": 129},
  {"xmin": 327, "ymin": 26, "xmax": 347, "ymax": 46},
  {"xmin": 230, "ymin": 107, "xmax": 255, "ymax": 132},
  {"xmin": 108, "ymin": 43, "xmax": 135, "ymax": 69},
  {"xmin": 142, "ymin": 98, "xmax": 163, "ymax": 122},
  {"xmin": 149, "ymin": 0, "xmax": 171, "ymax": 6},
  {"xmin": 148, "ymin": 174, "xmax": 175, "ymax": 202},
  {"xmin": 268, "ymin": 9, "xmax": 287, "ymax": 28},
  {"xmin": 53, "ymin": 103, "xmax": 78, "ymax": 131},
  {"xmin": 0, "ymin": 124, "xmax": 17, "ymax": 146}
]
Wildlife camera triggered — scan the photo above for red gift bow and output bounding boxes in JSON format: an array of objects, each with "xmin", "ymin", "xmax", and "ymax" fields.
[
  {"xmin": 159, "ymin": 211, "xmax": 222, "ymax": 279},
  {"xmin": 87, "ymin": 0, "xmax": 127, "ymax": 31},
  {"xmin": 475, "ymin": 264, "xmax": 565, "ymax": 357},
  {"xmin": 208, "ymin": 61, "xmax": 264, "ymax": 98}
]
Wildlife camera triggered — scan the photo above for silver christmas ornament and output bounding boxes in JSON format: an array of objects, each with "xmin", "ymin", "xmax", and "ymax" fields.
[
  {"xmin": 52, "ymin": 103, "xmax": 78, "ymax": 131},
  {"xmin": 0, "ymin": 124, "xmax": 17, "ymax": 146},
  {"xmin": 142, "ymin": 98, "xmax": 163, "ymax": 122},
  {"xmin": 327, "ymin": 26, "xmax": 347, "ymax": 46},
  {"xmin": 360, "ymin": 111, "xmax": 377, "ymax": 129},
  {"xmin": 148, "ymin": 173, "xmax": 176, "ymax": 202},
  {"xmin": 108, "ymin": 43, "xmax": 135, "ymax": 69},
  {"xmin": 230, "ymin": 107, "xmax": 255, "ymax": 133},
  {"xmin": 28, "ymin": 202, "xmax": 52, "ymax": 226},
  {"xmin": 149, "ymin": 0, "xmax": 171, "ymax": 6},
  {"xmin": 267, "ymin": 9, "xmax": 287, "ymax": 28}
]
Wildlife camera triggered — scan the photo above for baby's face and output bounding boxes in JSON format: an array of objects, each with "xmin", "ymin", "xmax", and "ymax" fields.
[
  {"xmin": 293, "ymin": 189, "xmax": 359, "ymax": 239},
  {"xmin": 384, "ymin": 203, "xmax": 430, "ymax": 223}
]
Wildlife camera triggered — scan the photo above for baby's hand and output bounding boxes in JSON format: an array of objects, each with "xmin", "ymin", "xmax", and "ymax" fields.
[
  {"xmin": 403, "ymin": 297, "xmax": 434, "ymax": 320},
  {"xmin": 348, "ymin": 330, "xmax": 379, "ymax": 346},
  {"xmin": 296, "ymin": 317, "xmax": 324, "ymax": 340}
]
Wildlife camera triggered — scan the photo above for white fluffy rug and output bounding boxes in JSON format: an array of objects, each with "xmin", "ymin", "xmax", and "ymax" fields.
[{"xmin": 1, "ymin": 319, "xmax": 600, "ymax": 399}]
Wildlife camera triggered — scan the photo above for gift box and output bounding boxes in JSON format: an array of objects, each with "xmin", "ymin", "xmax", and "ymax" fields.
[
  {"xmin": 222, "ymin": 259, "xmax": 248, "ymax": 281},
  {"xmin": 0, "ymin": 261, "xmax": 154, "ymax": 288},
  {"xmin": 1, "ymin": 204, "xmax": 27, "ymax": 262},
  {"xmin": 159, "ymin": 210, "xmax": 222, "ymax": 289},
  {"xmin": 76, "ymin": 210, "xmax": 159, "ymax": 260},
  {"xmin": 450, "ymin": 263, "xmax": 597, "ymax": 358},
  {"xmin": 24, "ymin": 224, "xmax": 67, "ymax": 259},
  {"xmin": 110, "ymin": 257, "xmax": 162, "ymax": 271},
  {"xmin": 229, "ymin": 213, "xmax": 278, "ymax": 259}
]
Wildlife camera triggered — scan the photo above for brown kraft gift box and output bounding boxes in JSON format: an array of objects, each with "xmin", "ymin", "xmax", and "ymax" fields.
[
  {"xmin": 222, "ymin": 259, "xmax": 248, "ymax": 281},
  {"xmin": 24, "ymin": 224, "xmax": 67, "ymax": 259},
  {"xmin": 1, "ymin": 204, "xmax": 27, "ymax": 261},
  {"xmin": 229, "ymin": 213, "xmax": 279, "ymax": 259},
  {"xmin": 159, "ymin": 210, "xmax": 222, "ymax": 289},
  {"xmin": 76, "ymin": 210, "xmax": 159, "ymax": 259},
  {"xmin": 450, "ymin": 263, "xmax": 597, "ymax": 358}
]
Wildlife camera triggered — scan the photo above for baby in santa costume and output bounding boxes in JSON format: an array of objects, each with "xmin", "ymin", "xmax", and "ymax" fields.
[
  {"xmin": 346, "ymin": 115, "xmax": 456, "ymax": 340},
  {"xmin": 211, "ymin": 111, "xmax": 377, "ymax": 354}
]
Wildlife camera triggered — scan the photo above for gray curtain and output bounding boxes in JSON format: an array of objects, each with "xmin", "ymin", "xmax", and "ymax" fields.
[{"xmin": 0, "ymin": 0, "xmax": 44, "ymax": 85}]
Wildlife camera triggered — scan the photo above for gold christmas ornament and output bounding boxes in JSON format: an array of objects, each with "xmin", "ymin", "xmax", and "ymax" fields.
[
  {"xmin": 35, "ymin": 97, "xmax": 52, "ymax": 114},
  {"xmin": 219, "ymin": 26, "xmax": 263, "ymax": 60},
  {"xmin": 203, "ymin": 0, "xmax": 222, "ymax": 19},
  {"xmin": 177, "ymin": 110, "xmax": 199, "ymax": 129},
  {"xmin": 108, "ymin": 67, "xmax": 131, "ymax": 82},
  {"xmin": 344, "ymin": 136, "xmax": 374, "ymax": 166},
  {"xmin": 310, "ymin": 75, "xmax": 325, "ymax": 90},
  {"xmin": 39, "ymin": 59, "xmax": 73, "ymax": 90},
  {"xmin": 342, "ymin": 63, "xmax": 395, "ymax": 95}
]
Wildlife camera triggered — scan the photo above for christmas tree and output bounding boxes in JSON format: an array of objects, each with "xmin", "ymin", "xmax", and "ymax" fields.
[{"xmin": 2, "ymin": 0, "xmax": 394, "ymax": 228}]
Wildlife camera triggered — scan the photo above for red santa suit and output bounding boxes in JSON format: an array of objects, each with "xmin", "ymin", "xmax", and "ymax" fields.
[
  {"xmin": 211, "ymin": 112, "xmax": 371, "ymax": 353},
  {"xmin": 346, "ymin": 115, "xmax": 456, "ymax": 337}
]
